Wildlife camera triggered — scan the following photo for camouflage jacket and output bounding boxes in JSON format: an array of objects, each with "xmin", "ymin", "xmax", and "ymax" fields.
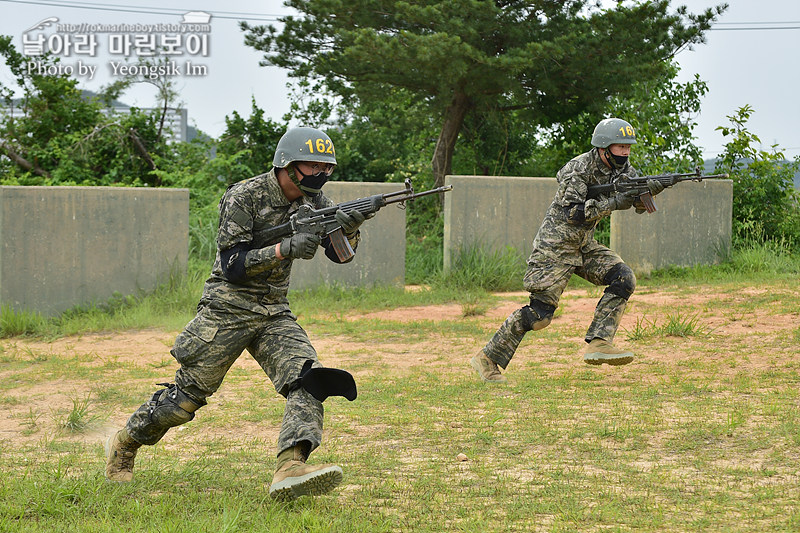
[
  {"xmin": 529, "ymin": 148, "xmax": 638, "ymax": 266},
  {"xmin": 198, "ymin": 169, "xmax": 359, "ymax": 316}
]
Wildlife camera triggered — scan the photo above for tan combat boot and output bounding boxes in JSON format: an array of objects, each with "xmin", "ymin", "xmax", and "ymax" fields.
[
  {"xmin": 470, "ymin": 350, "xmax": 507, "ymax": 383},
  {"xmin": 583, "ymin": 338, "xmax": 634, "ymax": 366},
  {"xmin": 269, "ymin": 445, "xmax": 343, "ymax": 502},
  {"xmin": 104, "ymin": 428, "xmax": 141, "ymax": 482}
]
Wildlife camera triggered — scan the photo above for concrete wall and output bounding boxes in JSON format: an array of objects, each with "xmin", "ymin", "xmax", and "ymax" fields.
[
  {"xmin": 611, "ymin": 179, "xmax": 733, "ymax": 274},
  {"xmin": 443, "ymin": 175, "xmax": 733, "ymax": 276},
  {"xmin": 444, "ymin": 175, "xmax": 557, "ymax": 270},
  {"xmin": 0, "ymin": 186, "xmax": 188, "ymax": 316},
  {"xmin": 290, "ymin": 181, "xmax": 407, "ymax": 290}
]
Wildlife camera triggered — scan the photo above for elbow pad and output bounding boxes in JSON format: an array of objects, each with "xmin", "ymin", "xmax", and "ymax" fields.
[{"xmin": 220, "ymin": 242, "xmax": 251, "ymax": 283}]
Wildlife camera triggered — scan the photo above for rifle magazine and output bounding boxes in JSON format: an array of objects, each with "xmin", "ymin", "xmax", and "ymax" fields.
[{"xmin": 329, "ymin": 228, "xmax": 355, "ymax": 262}]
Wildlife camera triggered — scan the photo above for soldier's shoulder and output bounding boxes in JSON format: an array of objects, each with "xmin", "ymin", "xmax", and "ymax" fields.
[
  {"xmin": 558, "ymin": 150, "xmax": 593, "ymax": 178},
  {"xmin": 227, "ymin": 173, "xmax": 269, "ymax": 193}
]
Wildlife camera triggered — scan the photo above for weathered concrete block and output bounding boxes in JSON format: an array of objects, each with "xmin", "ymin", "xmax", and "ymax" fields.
[
  {"xmin": 290, "ymin": 181, "xmax": 407, "ymax": 290},
  {"xmin": 443, "ymin": 175, "xmax": 733, "ymax": 276},
  {"xmin": 0, "ymin": 186, "xmax": 189, "ymax": 316},
  {"xmin": 443, "ymin": 175, "xmax": 558, "ymax": 269},
  {"xmin": 610, "ymin": 179, "xmax": 733, "ymax": 274}
]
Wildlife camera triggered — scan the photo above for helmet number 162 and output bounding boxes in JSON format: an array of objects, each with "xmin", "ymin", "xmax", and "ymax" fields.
[{"xmin": 305, "ymin": 138, "xmax": 335, "ymax": 155}]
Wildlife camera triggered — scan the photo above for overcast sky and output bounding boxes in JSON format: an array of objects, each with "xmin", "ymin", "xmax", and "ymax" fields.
[{"xmin": 1, "ymin": 0, "xmax": 798, "ymax": 161}]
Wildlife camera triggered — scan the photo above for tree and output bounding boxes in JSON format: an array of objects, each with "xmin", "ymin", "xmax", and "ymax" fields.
[
  {"xmin": 528, "ymin": 61, "xmax": 709, "ymax": 177},
  {"xmin": 217, "ymin": 96, "xmax": 286, "ymax": 178},
  {"xmin": 242, "ymin": 0, "xmax": 726, "ymax": 188}
]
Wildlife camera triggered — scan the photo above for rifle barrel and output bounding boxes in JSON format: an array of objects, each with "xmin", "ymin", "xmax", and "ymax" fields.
[{"xmin": 383, "ymin": 184, "xmax": 454, "ymax": 205}]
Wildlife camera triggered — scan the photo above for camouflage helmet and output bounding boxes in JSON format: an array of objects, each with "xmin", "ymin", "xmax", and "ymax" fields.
[
  {"xmin": 272, "ymin": 127, "xmax": 337, "ymax": 168},
  {"xmin": 591, "ymin": 118, "xmax": 637, "ymax": 148}
]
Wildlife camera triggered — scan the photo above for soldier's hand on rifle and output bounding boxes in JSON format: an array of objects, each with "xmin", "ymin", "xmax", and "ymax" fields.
[
  {"xmin": 608, "ymin": 189, "xmax": 638, "ymax": 211},
  {"xmin": 646, "ymin": 179, "xmax": 665, "ymax": 196},
  {"xmin": 335, "ymin": 209, "xmax": 373, "ymax": 235},
  {"xmin": 279, "ymin": 233, "xmax": 321, "ymax": 260}
]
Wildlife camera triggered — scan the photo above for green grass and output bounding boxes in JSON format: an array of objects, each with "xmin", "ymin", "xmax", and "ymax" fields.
[
  {"xmin": 624, "ymin": 312, "xmax": 711, "ymax": 341},
  {"xmin": 2, "ymin": 340, "xmax": 800, "ymax": 531},
  {"xmin": 0, "ymin": 243, "xmax": 797, "ymax": 530},
  {"xmin": 0, "ymin": 262, "xmax": 798, "ymax": 531}
]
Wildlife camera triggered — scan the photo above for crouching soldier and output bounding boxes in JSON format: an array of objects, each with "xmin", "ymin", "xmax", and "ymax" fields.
[
  {"xmin": 105, "ymin": 127, "xmax": 367, "ymax": 501},
  {"xmin": 471, "ymin": 118, "xmax": 665, "ymax": 382}
]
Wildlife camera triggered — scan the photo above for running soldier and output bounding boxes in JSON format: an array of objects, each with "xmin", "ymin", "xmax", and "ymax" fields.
[
  {"xmin": 471, "ymin": 118, "xmax": 665, "ymax": 382},
  {"xmin": 105, "ymin": 127, "xmax": 367, "ymax": 501}
]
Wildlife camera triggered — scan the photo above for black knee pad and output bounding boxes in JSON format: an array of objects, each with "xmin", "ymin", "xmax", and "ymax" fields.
[
  {"xmin": 288, "ymin": 360, "xmax": 357, "ymax": 402},
  {"xmin": 148, "ymin": 383, "xmax": 205, "ymax": 429},
  {"xmin": 603, "ymin": 263, "xmax": 636, "ymax": 300},
  {"xmin": 520, "ymin": 299, "xmax": 557, "ymax": 331}
]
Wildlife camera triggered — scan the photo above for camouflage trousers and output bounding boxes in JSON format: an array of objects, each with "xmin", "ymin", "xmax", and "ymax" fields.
[
  {"xmin": 125, "ymin": 305, "xmax": 324, "ymax": 455},
  {"xmin": 483, "ymin": 246, "xmax": 629, "ymax": 368}
]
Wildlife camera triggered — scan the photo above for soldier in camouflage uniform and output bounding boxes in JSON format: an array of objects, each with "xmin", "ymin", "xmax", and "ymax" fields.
[
  {"xmin": 105, "ymin": 127, "xmax": 367, "ymax": 501},
  {"xmin": 471, "ymin": 118, "xmax": 665, "ymax": 382}
]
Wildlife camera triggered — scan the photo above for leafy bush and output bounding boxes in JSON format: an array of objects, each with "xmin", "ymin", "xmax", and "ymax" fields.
[{"xmin": 715, "ymin": 105, "xmax": 800, "ymax": 249}]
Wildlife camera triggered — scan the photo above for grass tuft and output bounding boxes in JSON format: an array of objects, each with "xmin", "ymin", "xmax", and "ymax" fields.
[
  {"xmin": 59, "ymin": 395, "xmax": 95, "ymax": 433},
  {"xmin": 625, "ymin": 312, "xmax": 710, "ymax": 340}
]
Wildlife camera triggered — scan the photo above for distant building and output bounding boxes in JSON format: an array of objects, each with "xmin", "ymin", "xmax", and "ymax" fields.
[{"xmin": 103, "ymin": 105, "xmax": 189, "ymax": 143}]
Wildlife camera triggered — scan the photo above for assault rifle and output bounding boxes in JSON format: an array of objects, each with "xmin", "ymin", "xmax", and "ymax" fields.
[
  {"xmin": 586, "ymin": 167, "xmax": 729, "ymax": 213},
  {"xmin": 265, "ymin": 178, "xmax": 453, "ymax": 261}
]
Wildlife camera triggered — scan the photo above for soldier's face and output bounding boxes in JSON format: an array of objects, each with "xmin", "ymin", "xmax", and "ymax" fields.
[{"xmin": 607, "ymin": 144, "xmax": 631, "ymax": 157}]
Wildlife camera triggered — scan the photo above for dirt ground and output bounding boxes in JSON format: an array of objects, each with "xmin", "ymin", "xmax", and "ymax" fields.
[{"xmin": 2, "ymin": 285, "xmax": 798, "ymax": 447}]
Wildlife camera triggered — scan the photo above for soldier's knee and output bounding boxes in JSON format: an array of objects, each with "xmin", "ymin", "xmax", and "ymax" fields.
[
  {"xmin": 603, "ymin": 263, "xmax": 636, "ymax": 300},
  {"xmin": 519, "ymin": 299, "xmax": 557, "ymax": 331},
  {"xmin": 148, "ymin": 383, "xmax": 206, "ymax": 429},
  {"xmin": 287, "ymin": 360, "xmax": 357, "ymax": 402}
]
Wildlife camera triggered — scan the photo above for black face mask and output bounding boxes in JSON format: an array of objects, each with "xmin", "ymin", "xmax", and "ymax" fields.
[
  {"xmin": 289, "ymin": 166, "xmax": 329, "ymax": 197},
  {"xmin": 605, "ymin": 150, "xmax": 628, "ymax": 169}
]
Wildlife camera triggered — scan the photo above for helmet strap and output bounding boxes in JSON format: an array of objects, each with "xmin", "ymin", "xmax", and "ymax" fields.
[{"xmin": 286, "ymin": 165, "xmax": 303, "ymax": 188}]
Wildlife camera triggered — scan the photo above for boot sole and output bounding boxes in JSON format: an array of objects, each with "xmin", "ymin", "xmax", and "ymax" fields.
[
  {"xmin": 584, "ymin": 353, "xmax": 634, "ymax": 366},
  {"xmin": 269, "ymin": 465, "xmax": 343, "ymax": 502},
  {"xmin": 470, "ymin": 356, "xmax": 507, "ymax": 383}
]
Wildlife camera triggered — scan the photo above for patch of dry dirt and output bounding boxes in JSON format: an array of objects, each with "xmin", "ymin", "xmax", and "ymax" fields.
[{"xmin": 1, "ymin": 286, "xmax": 798, "ymax": 447}]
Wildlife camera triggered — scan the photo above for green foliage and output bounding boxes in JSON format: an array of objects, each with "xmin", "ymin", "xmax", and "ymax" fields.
[
  {"xmin": 434, "ymin": 245, "xmax": 525, "ymax": 292},
  {"xmin": 714, "ymin": 105, "xmax": 800, "ymax": 248},
  {"xmin": 0, "ymin": 36, "xmax": 176, "ymax": 187},
  {"xmin": 648, "ymin": 238, "xmax": 800, "ymax": 284},
  {"xmin": 243, "ymin": 0, "xmax": 725, "ymax": 187},
  {"xmin": 330, "ymin": 88, "xmax": 436, "ymax": 184},
  {"xmin": 217, "ymin": 97, "xmax": 285, "ymax": 178},
  {"xmin": 527, "ymin": 62, "xmax": 709, "ymax": 177},
  {"xmin": 0, "ymin": 304, "xmax": 47, "ymax": 337}
]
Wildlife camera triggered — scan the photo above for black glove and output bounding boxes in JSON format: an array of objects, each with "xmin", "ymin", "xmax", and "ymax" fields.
[
  {"xmin": 608, "ymin": 189, "xmax": 638, "ymax": 211},
  {"xmin": 279, "ymin": 233, "xmax": 321, "ymax": 260},
  {"xmin": 335, "ymin": 209, "xmax": 371, "ymax": 234},
  {"xmin": 646, "ymin": 179, "xmax": 665, "ymax": 196}
]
